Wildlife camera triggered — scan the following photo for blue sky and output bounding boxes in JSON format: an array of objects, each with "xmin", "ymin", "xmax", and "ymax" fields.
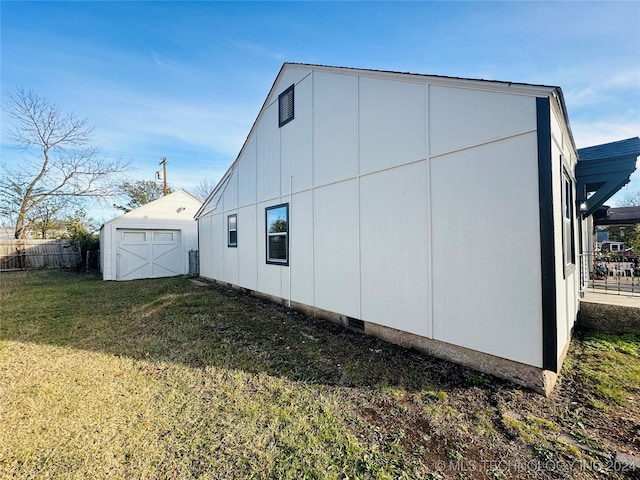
[{"xmin": 2, "ymin": 1, "xmax": 639, "ymax": 222}]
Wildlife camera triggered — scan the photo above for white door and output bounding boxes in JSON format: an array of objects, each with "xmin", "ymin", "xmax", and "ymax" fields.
[{"xmin": 116, "ymin": 229, "xmax": 181, "ymax": 280}]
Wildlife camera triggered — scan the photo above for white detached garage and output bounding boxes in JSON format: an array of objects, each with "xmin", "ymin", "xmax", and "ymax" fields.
[{"xmin": 100, "ymin": 189, "xmax": 201, "ymax": 281}]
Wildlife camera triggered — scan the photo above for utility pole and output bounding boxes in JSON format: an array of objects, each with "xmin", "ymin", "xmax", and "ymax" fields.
[{"xmin": 158, "ymin": 157, "xmax": 168, "ymax": 195}]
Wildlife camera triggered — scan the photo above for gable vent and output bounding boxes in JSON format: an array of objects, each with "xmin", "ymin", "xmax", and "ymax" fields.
[{"xmin": 278, "ymin": 84, "xmax": 294, "ymax": 127}]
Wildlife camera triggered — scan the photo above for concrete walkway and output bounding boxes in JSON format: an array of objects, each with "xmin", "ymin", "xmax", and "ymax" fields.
[{"xmin": 581, "ymin": 289, "xmax": 640, "ymax": 308}]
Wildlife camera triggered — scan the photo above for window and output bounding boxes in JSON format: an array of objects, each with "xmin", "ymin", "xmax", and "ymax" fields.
[
  {"xmin": 278, "ymin": 84, "xmax": 294, "ymax": 127},
  {"xmin": 562, "ymin": 168, "xmax": 575, "ymax": 271},
  {"xmin": 265, "ymin": 204, "xmax": 288, "ymax": 264},
  {"xmin": 153, "ymin": 232, "xmax": 174, "ymax": 242},
  {"xmin": 227, "ymin": 214, "xmax": 237, "ymax": 247}
]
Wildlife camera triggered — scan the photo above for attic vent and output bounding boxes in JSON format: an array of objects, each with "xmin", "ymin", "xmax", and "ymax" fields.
[
  {"xmin": 346, "ymin": 317, "xmax": 365, "ymax": 333},
  {"xmin": 278, "ymin": 84, "xmax": 294, "ymax": 127}
]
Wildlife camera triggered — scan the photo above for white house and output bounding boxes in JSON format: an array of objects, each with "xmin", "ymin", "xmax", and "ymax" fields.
[
  {"xmin": 195, "ymin": 63, "xmax": 639, "ymax": 395},
  {"xmin": 101, "ymin": 189, "xmax": 201, "ymax": 281}
]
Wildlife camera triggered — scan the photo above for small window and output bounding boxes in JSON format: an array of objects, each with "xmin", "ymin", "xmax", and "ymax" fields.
[
  {"xmin": 228, "ymin": 214, "xmax": 237, "ymax": 247},
  {"xmin": 562, "ymin": 168, "xmax": 575, "ymax": 271},
  {"xmin": 278, "ymin": 85, "xmax": 294, "ymax": 127},
  {"xmin": 265, "ymin": 204, "xmax": 289, "ymax": 265},
  {"xmin": 122, "ymin": 231, "xmax": 146, "ymax": 242},
  {"xmin": 153, "ymin": 232, "xmax": 174, "ymax": 242}
]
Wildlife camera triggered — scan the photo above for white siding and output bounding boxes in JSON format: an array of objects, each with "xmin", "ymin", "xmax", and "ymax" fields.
[
  {"xmin": 238, "ymin": 136, "xmax": 257, "ymax": 207},
  {"xmin": 290, "ymin": 190, "xmax": 314, "ymax": 306},
  {"xmin": 256, "ymin": 103, "xmax": 281, "ymax": 202},
  {"xmin": 267, "ymin": 68, "xmax": 311, "ymax": 105},
  {"xmin": 550, "ymin": 103, "xmax": 580, "ymax": 363},
  {"xmin": 281, "ymin": 76, "xmax": 313, "ymax": 195},
  {"xmin": 429, "ymin": 85, "xmax": 537, "ymax": 156},
  {"xmin": 359, "ymin": 78, "xmax": 427, "ymax": 174},
  {"xmin": 199, "ymin": 215, "xmax": 214, "ymax": 279},
  {"xmin": 196, "ymin": 65, "xmax": 580, "ymax": 373},
  {"xmin": 431, "ymin": 133, "xmax": 543, "ymax": 367},
  {"xmin": 223, "ymin": 170, "xmax": 239, "ymax": 211},
  {"xmin": 313, "ymin": 72, "xmax": 359, "ymax": 186},
  {"xmin": 360, "ymin": 161, "xmax": 430, "ymax": 338},
  {"xmin": 237, "ymin": 205, "xmax": 258, "ymax": 290},
  {"xmin": 210, "ymin": 213, "xmax": 224, "ymax": 280},
  {"xmin": 313, "ymin": 180, "xmax": 360, "ymax": 318}
]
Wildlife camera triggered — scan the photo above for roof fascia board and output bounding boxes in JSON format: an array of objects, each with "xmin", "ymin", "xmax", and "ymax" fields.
[
  {"xmin": 285, "ymin": 63, "xmax": 557, "ymax": 98},
  {"xmin": 194, "ymin": 164, "xmax": 236, "ymax": 219}
]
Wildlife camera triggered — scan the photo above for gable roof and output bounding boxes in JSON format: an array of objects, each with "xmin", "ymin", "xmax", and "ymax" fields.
[
  {"xmin": 195, "ymin": 62, "xmax": 569, "ymax": 218},
  {"xmin": 104, "ymin": 189, "xmax": 202, "ymax": 227}
]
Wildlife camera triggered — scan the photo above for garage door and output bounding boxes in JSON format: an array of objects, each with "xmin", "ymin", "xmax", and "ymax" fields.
[{"xmin": 116, "ymin": 229, "xmax": 181, "ymax": 280}]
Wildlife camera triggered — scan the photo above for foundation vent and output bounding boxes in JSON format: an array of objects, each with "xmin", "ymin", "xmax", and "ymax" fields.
[{"xmin": 346, "ymin": 317, "xmax": 365, "ymax": 333}]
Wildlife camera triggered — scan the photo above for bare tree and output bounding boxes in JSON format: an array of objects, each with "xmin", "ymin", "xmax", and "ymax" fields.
[
  {"xmin": 1, "ymin": 88, "xmax": 129, "ymax": 238},
  {"xmin": 112, "ymin": 180, "xmax": 172, "ymax": 213},
  {"xmin": 617, "ymin": 190, "xmax": 640, "ymax": 207},
  {"xmin": 193, "ymin": 178, "xmax": 217, "ymax": 201}
]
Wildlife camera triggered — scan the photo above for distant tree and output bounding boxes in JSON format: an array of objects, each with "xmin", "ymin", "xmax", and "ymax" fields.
[
  {"xmin": 193, "ymin": 178, "xmax": 217, "ymax": 201},
  {"xmin": 1, "ymin": 88, "xmax": 128, "ymax": 239},
  {"xmin": 112, "ymin": 180, "xmax": 171, "ymax": 213},
  {"xmin": 628, "ymin": 224, "xmax": 640, "ymax": 253},
  {"xmin": 64, "ymin": 208, "xmax": 99, "ymax": 270},
  {"xmin": 31, "ymin": 196, "xmax": 73, "ymax": 238},
  {"xmin": 617, "ymin": 190, "xmax": 640, "ymax": 207},
  {"xmin": 270, "ymin": 219, "xmax": 287, "ymax": 233}
]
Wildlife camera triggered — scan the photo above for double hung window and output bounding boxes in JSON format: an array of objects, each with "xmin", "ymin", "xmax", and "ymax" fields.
[
  {"xmin": 266, "ymin": 204, "xmax": 289, "ymax": 264},
  {"xmin": 228, "ymin": 214, "xmax": 237, "ymax": 247}
]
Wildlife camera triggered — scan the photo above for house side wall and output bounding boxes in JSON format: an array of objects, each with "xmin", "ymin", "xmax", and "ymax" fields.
[
  {"xmin": 198, "ymin": 68, "xmax": 547, "ymax": 368},
  {"xmin": 550, "ymin": 103, "xmax": 580, "ymax": 367}
]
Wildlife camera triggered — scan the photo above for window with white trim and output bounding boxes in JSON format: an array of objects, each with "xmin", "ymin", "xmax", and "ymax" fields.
[
  {"xmin": 278, "ymin": 85, "xmax": 294, "ymax": 127},
  {"xmin": 266, "ymin": 204, "xmax": 288, "ymax": 264},
  {"xmin": 228, "ymin": 214, "xmax": 237, "ymax": 247}
]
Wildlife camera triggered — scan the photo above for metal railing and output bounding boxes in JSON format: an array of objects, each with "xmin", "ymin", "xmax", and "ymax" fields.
[{"xmin": 580, "ymin": 250, "xmax": 640, "ymax": 297}]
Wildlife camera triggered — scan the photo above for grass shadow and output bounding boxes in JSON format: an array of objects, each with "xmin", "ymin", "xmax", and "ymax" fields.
[{"xmin": 1, "ymin": 269, "xmax": 490, "ymax": 395}]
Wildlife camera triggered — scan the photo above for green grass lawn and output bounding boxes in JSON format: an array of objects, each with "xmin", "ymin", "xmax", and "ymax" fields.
[{"xmin": 1, "ymin": 269, "xmax": 638, "ymax": 479}]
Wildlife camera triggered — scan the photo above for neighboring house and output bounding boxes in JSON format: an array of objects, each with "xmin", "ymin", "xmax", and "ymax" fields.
[
  {"xmin": 600, "ymin": 241, "xmax": 627, "ymax": 253},
  {"xmin": 195, "ymin": 63, "xmax": 640, "ymax": 395},
  {"xmin": 101, "ymin": 189, "xmax": 201, "ymax": 281},
  {"xmin": 594, "ymin": 206, "xmax": 640, "ymax": 227}
]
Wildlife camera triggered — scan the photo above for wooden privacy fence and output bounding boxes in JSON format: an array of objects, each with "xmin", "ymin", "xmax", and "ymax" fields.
[{"xmin": 0, "ymin": 239, "xmax": 82, "ymax": 271}]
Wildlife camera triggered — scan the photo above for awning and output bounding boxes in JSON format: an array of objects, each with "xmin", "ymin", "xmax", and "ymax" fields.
[{"xmin": 576, "ymin": 137, "xmax": 640, "ymax": 217}]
